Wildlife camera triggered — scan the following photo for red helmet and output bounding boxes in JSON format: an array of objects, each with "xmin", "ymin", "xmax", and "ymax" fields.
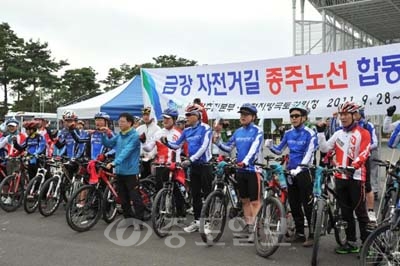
[
  {"xmin": 185, "ymin": 104, "xmax": 201, "ymax": 117},
  {"xmin": 23, "ymin": 120, "xmax": 40, "ymax": 130},
  {"xmin": 338, "ymin": 101, "xmax": 359, "ymax": 114}
]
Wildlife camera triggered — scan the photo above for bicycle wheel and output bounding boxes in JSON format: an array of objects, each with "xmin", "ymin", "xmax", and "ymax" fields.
[
  {"xmin": 199, "ymin": 190, "xmax": 227, "ymax": 245},
  {"xmin": 139, "ymin": 178, "xmax": 156, "ymax": 221},
  {"xmin": 254, "ymin": 196, "xmax": 286, "ymax": 258},
  {"xmin": 23, "ymin": 175, "xmax": 43, "ymax": 214},
  {"xmin": 38, "ymin": 176, "xmax": 62, "ymax": 217},
  {"xmin": 285, "ymin": 201, "xmax": 296, "ymax": 239},
  {"xmin": 332, "ymin": 200, "xmax": 347, "ymax": 246},
  {"xmin": 102, "ymin": 181, "xmax": 118, "ymax": 223},
  {"xmin": 0, "ymin": 174, "xmax": 24, "ymax": 212},
  {"xmin": 359, "ymin": 224, "xmax": 400, "ymax": 266},
  {"xmin": 311, "ymin": 199, "xmax": 326, "ymax": 266},
  {"xmin": 66, "ymin": 185, "xmax": 102, "ymax": 232},
  {"xmin": 378, "ymin": 188, "xmax": 396, "ymax": 224},
  {"xmin": 151, "ymin": 188, "xmax": 175, "ymax": 238}
]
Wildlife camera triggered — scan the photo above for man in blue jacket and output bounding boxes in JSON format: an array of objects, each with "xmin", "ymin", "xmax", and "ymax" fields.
[{"xmin": 101, "ymin": 112, "xmax": 145, "ymax": 227}]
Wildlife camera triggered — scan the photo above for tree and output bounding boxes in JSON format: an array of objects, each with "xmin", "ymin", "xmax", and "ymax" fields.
[
  {"xmin": 152, "ymin": 55, "xmax": 197, "ymax": 68},
  {"xmin": 57, "ymin": 67, "xmax": 101, "ymax": 106},
  {"xmin": 0, "ymin": 22, "xmax": 25, "ymax": 116}
]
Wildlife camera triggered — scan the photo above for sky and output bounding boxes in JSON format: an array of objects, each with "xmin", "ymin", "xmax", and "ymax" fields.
[{"xmin": 1, "ymin": 0, "xmax": 321, "ymax": 81}]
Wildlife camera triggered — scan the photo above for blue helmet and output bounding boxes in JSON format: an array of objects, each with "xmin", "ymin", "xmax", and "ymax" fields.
[
  {"xmin": 94, "ymin": 112, "xmax": 110, "ymax": 120},
  {"xmin": 162, "ymin": 108, "xmax": 179, "ymax": 120},
  {"xmin": 6, "ymin": 118, "xmax": 19, "ymax": 127},
  {"xmin": 238, "ymin": 103, "xmax": 257, "ymax": 115}
]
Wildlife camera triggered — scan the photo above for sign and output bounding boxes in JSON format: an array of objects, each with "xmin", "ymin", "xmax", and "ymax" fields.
[{"xmin": 141, "ymin": 43, "xmax": 400, "ymax": 119}]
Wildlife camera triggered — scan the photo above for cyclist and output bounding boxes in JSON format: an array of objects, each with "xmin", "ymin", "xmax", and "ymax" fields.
[
  {"xmin": 353, "ymin": 103, "xmax": 379, "ymax": 225},
  {"xmin": 101, "ymin": 112, "xmax": 145, "ymax": 226},
  {"xmin": 136, "ymin": 106, "xmax": 161, "ymax": 178},
  {"xmin": 161, "ymin": 104, "xmax": 213, "ymax": 233},
  {"xmin": 34, "ymin": 117, "xmax": 55, "ymax": 157},
  {"xmin": 316, "ymin": 101, "xmax": 370, "ymax": 254},
  {"xmin": 0, "ymin": 118, "xmax": 27, "ymax": 175},
  {"xmin": 12, "ymin": 120, "xmax": 46, "ymax": 179},
  {"xmin": 265, "ymin": 102, "xmax": 317, "ymax": 247},
  {"xmin": 143, "ymin": 108, "xmax": 186, "ymax": 216},
  {"xmin": 215, "ymin": 103, "xmax": 263, "ymax": 242}
]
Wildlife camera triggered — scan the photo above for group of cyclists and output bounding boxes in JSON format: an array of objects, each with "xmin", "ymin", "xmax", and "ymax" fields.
[{"xmin": 0, "ymin": 98, "xmax": 399, "ymax": 261}]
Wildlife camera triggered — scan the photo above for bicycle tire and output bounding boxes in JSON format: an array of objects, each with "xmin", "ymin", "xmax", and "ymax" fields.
[
  {"xmin": 199, "ymin": 190, "xmax": 227, "ymax": 245},
  {"xmin": 23, "ymin": 175, "xmax": 43, "ymax": 214},
  {"xmin": 38, "ymin": 176, "xmax": 62, "ymax": 217},
  {"xmin": 359, "ymin": 224, "xmax": 400, "ymax": 266},
  {"xmin": 254, "ymin": 196, "xmax": 286, "ymax": 258},
  {"xmin": 102, "ymin": 180, "xmax": 118, "ymax": 224},
  {"xmin": 151, "ymin": 188, "xmax": 175, "ymax": 238},
  {"xmin": 378, "ymin": 188, "xmax": 396, "ymax": 224},
  {"xmin": 0, "ymin": 174, "xmax": 24, "ymax": 212},
  {"xmin": 332, "ymin": 200, "xmax": 347, "ymax": 246},
  {"xmin": 139, "ymin": 178, "xmax": 157, "ymax": 221},
  {"xmin": 285, "ymin": 201, "xmax": 296, "ymax": 239},
  {"xmin": 66, "ymin": 185, "xmax": 102, "ymax": 232},
  {"xmin": 311, "ymin": 199, "xmax": 326, "ymax": 266}
]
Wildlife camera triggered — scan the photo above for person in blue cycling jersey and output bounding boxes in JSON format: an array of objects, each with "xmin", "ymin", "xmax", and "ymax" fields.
[
  {"xmin": 161, "ymin": 103, "xmax": 213, "ymax": 233},
  {"xmin": 215, "ymin": 103, "xmax": 263, "ymax": 243},
  {"xmin": 265, "ymin": 103, "xmax": 317, "ymax": 247},
  {"xmin": 13, "ymin": 120, "xmax": 46, "ymax": 179}
]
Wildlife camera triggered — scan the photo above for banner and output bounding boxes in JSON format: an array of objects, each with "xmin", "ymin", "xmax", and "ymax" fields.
[{"xmin": 141, "ymin": 43, "xmax": 400, "ymax": 119}]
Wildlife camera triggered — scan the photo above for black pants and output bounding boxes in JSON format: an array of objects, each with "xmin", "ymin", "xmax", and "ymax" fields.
[
  {"xmin": 335, "ymin": 179, "xmax": 369, "ymax": 242},
  {"xmin": 287, "ymin": 171, "xmax": 313, "ymax": 237},
  {"xmin": 116, "ymin": 174, "xmax": 145, "ymax": 220},
  {"xmin": 141, "ymin": 160, "xmax": 152, "ymax": 179},
  {"xmin": 190, "ymin": 164, "xmax": 213, "ymax": 220}
]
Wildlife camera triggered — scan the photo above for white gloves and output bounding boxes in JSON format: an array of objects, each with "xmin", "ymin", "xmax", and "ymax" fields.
[
  {"xmin": 264, "ymin": 139, "xmax": 273, "ymax": 148},
  {"xmin": 290, "ymin": 167, "xmax": 302, "ymax": 177}
]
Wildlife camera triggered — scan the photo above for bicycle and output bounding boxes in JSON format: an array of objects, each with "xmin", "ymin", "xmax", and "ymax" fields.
[
  {"xmin": 309, "ymin": 165, "xmax": 350, "ymax": 266},
  {"xmin": 198, "ymin": 158, "xmax": 243, "ymax": 245},
  {"xmin": 0, "ymin": 156, "xmax": 30, "ymax": 212},
  {"xmin": 37, "ymin": 156, "xmax": 86, "ymax": 217},
  {"xmin": 253, "ymin": 156, "xmax": 289, "ymax": 258},
  {"xmin": 359, "ymin": 160, "xmax": 400, "ymax": 266},
  {"xmin": 66, "ymin": 161, "xmax": 155, "ymax": 232},
  {"xmin": 374, "ymin": 159, "xmax": 399, "ymax": 225},
  {"xmin": 23, "ymin": 155, "xmax": 49, "ymax": 214},
  {"xmin": 151, "ymin": 161, "xmax": 188, "ymax": 238}
]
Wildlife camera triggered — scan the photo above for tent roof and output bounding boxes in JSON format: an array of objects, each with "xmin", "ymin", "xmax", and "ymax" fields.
[{"xmin": 57, "ymin": 76, "xmax": 143, "ymax": 120}]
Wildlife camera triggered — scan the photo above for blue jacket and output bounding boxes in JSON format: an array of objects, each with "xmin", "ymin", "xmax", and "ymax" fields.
[
  {"xmin": 102, "ymin": 128, "xmax": 140, "ymax": 175},
  {"xmin": 388, "ymin": 123, "xmax": 400, "ymax": 149},
  {"xmin": 270, "ymin": 124, "xmax": 317, "ymax": 171},
  {"xmin": 218, "ymin": 122, "xmax": 263, "ymax": 172},
  {"xmin": 71, "ymin": 129, "xmax": 115, "ymax": 160},
  {"xmin": 167, "ymin": 121, "xmax": 212, "ymax": 164}
]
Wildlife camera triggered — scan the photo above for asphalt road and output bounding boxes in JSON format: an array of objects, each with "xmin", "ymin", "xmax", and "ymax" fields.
[{"xmin": 0, "ymin": 145, "xmax": 397, "ymax": 266}]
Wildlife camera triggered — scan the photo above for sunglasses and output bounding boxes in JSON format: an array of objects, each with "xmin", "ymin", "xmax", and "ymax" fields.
[
  {"xmin": 185, "ymin": 113, "xmax": 195, "ymax": 117},
  {"xmin": 290, "ymin": 114, "xmax": 302, "ymax": 119}
]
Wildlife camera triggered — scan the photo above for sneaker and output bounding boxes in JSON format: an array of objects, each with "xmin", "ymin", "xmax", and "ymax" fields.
[
  {"xmin": 302, "ymin": 238, "xmax": 314, "ymax": 247},
  {"xmin": 184, "ymin": 220, "xmax": 200, "ymax": 233},
  {"xmin": 335, "ymin": 242, "xmax": 360, "ymax": 254},
  {"xmin": 186, "ymin": 207, "xmax": 194, "ymax": 215},
  {"xmin": 288, "ymin": 233, "xmax": 306, "ymax": 243},
  {"xmin": 233, "ymin": 224, "xmax": 250, "ymax": 238},
  {"xmin": 203, "ymin": 222, "xmax": 212, "ymax": 235},
  {"xmin": 368, "ymin": 210, "xmax": 377, "ymax": 223},
  {"xmin": 4, "ymin": 197, "xmax": 12, "ymax": 205}
]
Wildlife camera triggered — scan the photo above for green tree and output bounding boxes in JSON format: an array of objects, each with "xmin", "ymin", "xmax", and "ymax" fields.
[
  {"xmin": 152, "ymin": 55, "xmax": 197, "ymax": 68},
  {"xmin": 57, "ymin": 67, "xmax": 101, "ymax": 106},
  {"xmin": 0, "ymin": 22, "xmax": 25, "ymax": 116}
]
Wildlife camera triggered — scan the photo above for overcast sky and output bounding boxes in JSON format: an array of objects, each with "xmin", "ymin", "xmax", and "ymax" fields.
[{"xmin": 2, "ymin": 0, "xmax": 321, "ymax": 81}]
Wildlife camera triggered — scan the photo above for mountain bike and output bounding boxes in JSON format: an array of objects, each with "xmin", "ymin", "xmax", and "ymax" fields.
[
  {"xmin": 0, "ymin": 156, "xmax": 30, "ymax": 212},
  {"xmin": 199, "ymin": 159, "xmax": 243, "ymax": 245},
  {"xmin": 359, "ymin": 160, "xmax": 400, "ymax": 266}
]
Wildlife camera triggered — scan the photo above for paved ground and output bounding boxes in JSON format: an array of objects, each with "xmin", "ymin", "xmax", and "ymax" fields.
[{"xmin": 0, "ymin": 145, "xmax": 397, "ymax": 266}]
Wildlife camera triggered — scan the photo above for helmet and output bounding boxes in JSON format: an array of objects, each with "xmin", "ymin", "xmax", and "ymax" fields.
[
  {"xmin": 185, "ymin": 104, "xmax": 201, "ymax": 116},
  {"xmin": 133, "ymin": 116, "xmax": 141, "ymax": 123},
  {"xmin": 338, "ymin": 101, "xmax": 359, "ymax": 113},
  {"xmin": 23, "ymin": 120, "xmax": 40, "ymax": 130},
  {"xmin": 162, "ymin": 108, "xmax": 179, "ymax": 120},
  {"xmin": 142, "ymin": 106, "xmax": 151, "ymax": 115},
  {"xmin": 289, "ymin": 103, "xmax": 310, "ymax": 116},
  {"xmin": 238, "ymin": 103, "xmax": 258, "ymax": 115},
  {"xmin": 6, "ymin": 118, "xmax": 19, "ymax": 127},
  {"xmin": 63, "ymin": 110, "xmax": 78, "ymax": 121},
  {"xmin": 94, "ymin": 112, "xmax": 110, "ymax": 120},
  {"xmin": 176, "ymin": 115, "xmax": 186, "ymax": 124},
  {"xmin": 77, "ymin": 120, "xmax": 85, "ymax": 126}
]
